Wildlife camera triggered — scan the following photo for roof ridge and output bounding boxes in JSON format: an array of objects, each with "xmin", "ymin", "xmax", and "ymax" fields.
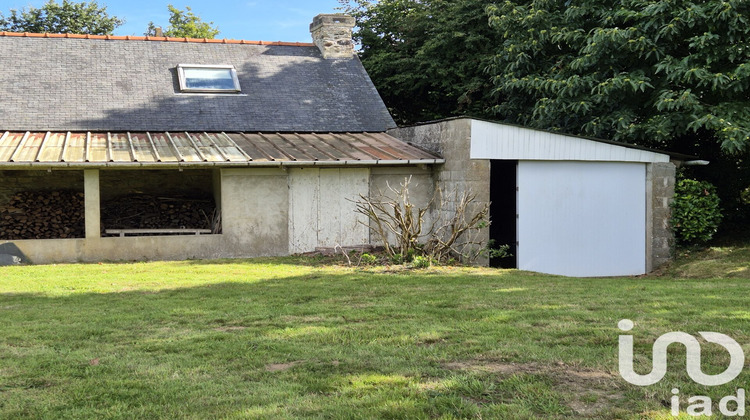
[{"xmin": 0, "ymin": 31, "xmax": 314, "ymax": 47}]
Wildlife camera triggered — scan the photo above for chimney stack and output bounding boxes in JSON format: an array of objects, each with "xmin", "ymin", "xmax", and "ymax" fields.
[{"xmin": 310, "ymin": 14, "xmax": 356, "ymax": 59}]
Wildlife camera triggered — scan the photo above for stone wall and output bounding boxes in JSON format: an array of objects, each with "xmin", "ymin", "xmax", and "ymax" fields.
[
  {"xmin": 648, "ymin": 162, "xmax": 676, "ymax": 270},
  {"xmin": 388, "ymin": 119, "xmax": 491, "ymax": 265},
  {"xmin": 0, "ymin": 170, "xmax": 84, "ymax": 206}
]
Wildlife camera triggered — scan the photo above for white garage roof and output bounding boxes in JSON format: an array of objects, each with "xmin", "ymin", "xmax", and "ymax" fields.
[{"xmin": 469, "ymin": 119, "xmax": 673, "ymax": 163}]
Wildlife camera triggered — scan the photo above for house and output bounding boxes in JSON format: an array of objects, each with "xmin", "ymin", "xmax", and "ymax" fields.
[
  {"xmin": 0, "ymin": 15, "xmax": 441, "ymax": 264},
  {"xmin": 0, "ymin": 14, "xmax": 684, "ymax": 277}
]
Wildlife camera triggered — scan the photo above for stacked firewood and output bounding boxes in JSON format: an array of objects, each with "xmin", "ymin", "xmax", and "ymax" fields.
[
  {"xmin": 0, "ymin": 191, "xmax": 85, "ymax": 239},
  {"xmin": 0, "ymin": 192, "xmax": 219, "ymax": 240},
  {"xmin": 101, "ymin": 195, "xmax": 216, "ymax": 231}
]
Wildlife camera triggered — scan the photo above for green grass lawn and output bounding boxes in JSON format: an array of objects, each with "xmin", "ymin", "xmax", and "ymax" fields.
[{"xmin": 1, "ymin": 248, "xmax": 749, "ymax": 419}]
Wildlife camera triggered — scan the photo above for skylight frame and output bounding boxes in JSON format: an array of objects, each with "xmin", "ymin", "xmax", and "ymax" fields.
[{"xmin": 177, "ymin": 64, "xmax": 241, "ymax": 93}]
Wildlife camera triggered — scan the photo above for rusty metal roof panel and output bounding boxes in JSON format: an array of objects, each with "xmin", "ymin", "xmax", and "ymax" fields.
[
  {"xmin": 63, "ymin": 133, "xmax": 86, "ymax": 163},
  {"xmin": 0, "ymin": 132, "xmax": 22, "ymax": 162},
  {"xmin": 13, "ymin": 132, "xmax": 44, "ymax": 162},
  {"xmin": 308, "ymin": 133, "xmax": 368, "ymax": 161},
  {"xmin": 149, "ymin": 133, "xmax": 179, "ymax": 162},
  {"xmin": 129, "ymin": 133, "xmax": 158, "ymax": 163},
  {"xmin": 89, "ymin": 133, "xmax": 108, "ymax": 162},
  {"xmin": 189, "ymin": 133, "xmax": 224, "ymax": 163},
  {"xmin": 366, "ymin": 132, "xmax": 438, "ymax": 160},
  {"xmin": 0, "ymin": 131, "xmax": 443, "ymax": 167},
  {"xmin": 340, "ymin": 133, "xmax": 400, "ymax": 160},
  {"xmin": 168, "ymin": 133, "xmax": 203, "ymax": 162},
  {"xmin": 239, "ymin": 133, "xmax": 293, "ymax": 161},
  {"xmin": 37, "ymin": 132, "xmax": 65, "ymax": 162}
]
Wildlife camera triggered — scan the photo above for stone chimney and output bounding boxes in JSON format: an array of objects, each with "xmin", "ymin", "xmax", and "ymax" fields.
[{"xmin": 310, "ymin": 14, "xmax": 356, "ymax": 59}]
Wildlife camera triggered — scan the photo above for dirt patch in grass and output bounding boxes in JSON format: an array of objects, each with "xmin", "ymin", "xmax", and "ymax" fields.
[
  {"xmin": 279, "ymin": 315, "xmax": 335, "ymax": 323},
  {"xmin": 443, "ymin": 360, "xmax": 625, "ymax": 417},
  {"xmin": 213, "ymin": 326, "xmax": 248, "ymax": 332},
  {"xmin": 265, "ymin": 361, "xmax": 304, "ymax": 372}
]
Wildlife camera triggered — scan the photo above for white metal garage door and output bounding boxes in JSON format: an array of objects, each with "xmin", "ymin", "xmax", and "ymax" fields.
[{"xmin": 517, "ymin": 161, "xmax": 646, "ymax": 277}]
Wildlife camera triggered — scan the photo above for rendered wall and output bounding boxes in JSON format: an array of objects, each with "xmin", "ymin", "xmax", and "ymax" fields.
[
  {"xmin": 220, "ymin": 168, "xmax": 289, "ymax": 257},
  {"xmin": 13, "ymin": 235, "xmax": 227, "ymax": 263},
  {"xmin": 368, "ymin": 166, "xmax": 435, "ymax": 248},
  {"xmin": 288, "ymin": 167, "xmax": 370, "ymax": 254}
]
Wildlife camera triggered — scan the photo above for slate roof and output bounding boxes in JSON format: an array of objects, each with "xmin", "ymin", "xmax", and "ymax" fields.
[
  {"xmin": 0, "ymin": 131, "xmax": 442, "ymax": 168},
  {"xmin": 0, "ymin": 33, "xmax": 396, "ymax": 133}
]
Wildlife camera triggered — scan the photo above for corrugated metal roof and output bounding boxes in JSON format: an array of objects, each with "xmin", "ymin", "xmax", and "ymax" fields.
[{"xmin": 0, "ymin": 131, "xmax": 443, "ymax": 168}]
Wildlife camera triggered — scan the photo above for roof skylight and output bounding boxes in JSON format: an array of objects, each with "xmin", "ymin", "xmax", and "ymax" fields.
[{"xmin": 177, "ymin": 64, "xmax": 241, "ymax": 93}]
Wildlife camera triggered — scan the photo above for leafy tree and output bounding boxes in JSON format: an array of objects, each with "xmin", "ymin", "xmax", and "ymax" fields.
[
  {"xmin": 486, "ymin": 0, "xmax": 750, "ymax": 154},
  {"xmin": 347, "ymin": 0, "xmax": 750, "ymax": 153},
  {"xmin": 347, "ymin": 0, "xmax": 750, "ymax": 227},
  {"xmin": 341, "ymin": 0, "xmax": 498, "ymax": 124},
  {"xmin": 0, "ymin": 0, "xmax": 123, "ymax": 35},
  {"xmin": 145, "ymin": 5, "xmax": 219, "ymax": 39}
]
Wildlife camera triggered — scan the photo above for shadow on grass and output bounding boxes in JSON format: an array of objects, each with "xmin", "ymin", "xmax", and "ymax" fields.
[{"xmin": 177, "ymin": 255, "xmax": 343, "ymax": 267}]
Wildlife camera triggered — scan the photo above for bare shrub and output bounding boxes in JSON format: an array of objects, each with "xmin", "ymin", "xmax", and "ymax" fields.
[{"xmin": 354, "ymin": 177, "xmax": 491, "ymax": 264}]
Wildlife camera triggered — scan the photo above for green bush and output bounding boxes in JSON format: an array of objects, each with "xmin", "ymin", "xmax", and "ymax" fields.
[
  {"xmin": 485, "ymin": 240, "xmax": 512, "ymax": 259},
  {"xmin": 359, "ymin": 253, "xmax": 377, "ymax": 265},
  {"xmin": 672, "ymin": 178, "xmax": 723, "ymax": 244},
  {"xmin": 411, "ymin": 256, "xmax": 432, "ymax": 269}
]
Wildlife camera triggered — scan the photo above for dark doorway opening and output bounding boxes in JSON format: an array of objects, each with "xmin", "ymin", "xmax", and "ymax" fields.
[{"xmin": 490, "ymin": 160, "xmax": 517, "ymax": 268}]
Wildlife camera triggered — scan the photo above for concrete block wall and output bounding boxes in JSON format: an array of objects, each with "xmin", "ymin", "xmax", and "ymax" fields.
[
  {"xmin": 649, "ymin": 162, "xmax": 676, "ymax": 270},
  {"xmin": 388, "ymin": 119, "xmax": 491, "ymax": 264}
]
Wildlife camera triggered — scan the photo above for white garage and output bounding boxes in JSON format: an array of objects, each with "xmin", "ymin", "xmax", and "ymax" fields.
[
  {"xmin": 390, "ymin": 118, "xmax": 682, "ymax": 277},
  {"xmin": 515, "ymin": 161, "xmax": 646, "ymax": 277}
]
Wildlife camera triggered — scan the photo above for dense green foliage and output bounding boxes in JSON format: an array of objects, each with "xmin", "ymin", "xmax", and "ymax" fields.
[
  {"xmin": 0, "ymin": 0, "xmax": 123, "ymax": 35},
  {"xmin": 346, "ymin": 0, "xmax": 750, "ymax": 231},
  {"xmin": 145, "ymin": 5, "xmax": 219, "ymax": 39},
  {"xmin": 346, "ymin": 0, "xmax": 750, "ymax": 154},
  {"xmin": 342, "ymin": 0, "xmax": 498, "ymax": 124},
  {"xmin": 679, "ymin": 140, "xmax": 750, "ymax": 230},
  {"xmin": 487, "ymin": 0, "xmax": 750, "ymax": 154},
  {"xmin": 672, "ymin": 178, "xmax": 723, "ymax": 244}
]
